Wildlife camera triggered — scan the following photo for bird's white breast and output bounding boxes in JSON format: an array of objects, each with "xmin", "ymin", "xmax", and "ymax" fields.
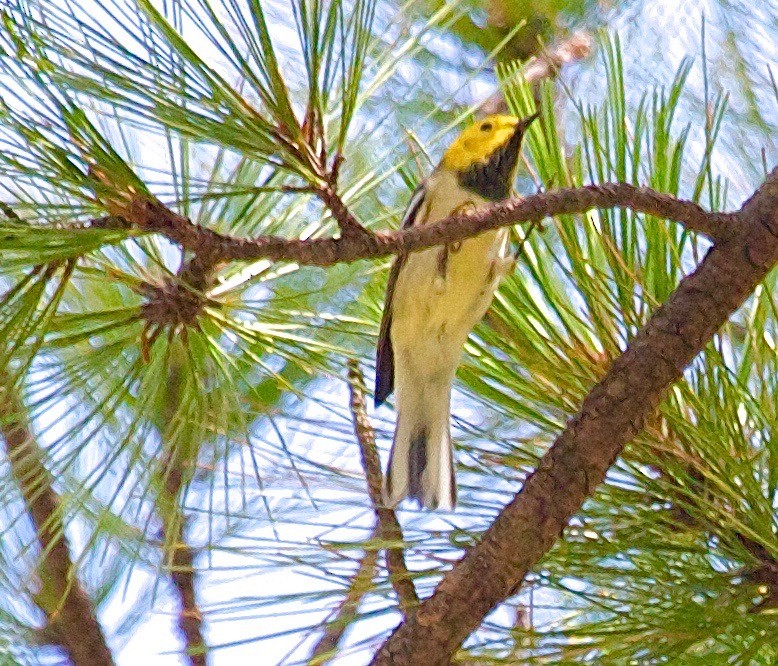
[{"xmin": 391, "ymin": 170, "xmax": 510, "ymax": 376}]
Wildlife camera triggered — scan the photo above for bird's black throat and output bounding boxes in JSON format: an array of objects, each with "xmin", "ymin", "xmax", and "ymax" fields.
[{"xmin": 457, "ymin": 125, "xmax": 526, "ymax": 201}]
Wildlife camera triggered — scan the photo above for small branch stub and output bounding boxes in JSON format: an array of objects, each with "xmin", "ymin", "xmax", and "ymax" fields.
[{"xmin": 318, "ymin": 183, "xmax": 373, "ymax": 240}]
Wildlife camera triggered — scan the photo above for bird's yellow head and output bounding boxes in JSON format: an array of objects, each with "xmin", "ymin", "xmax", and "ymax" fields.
[{"xmin": 440, "ymin": 113, "xmax": 537, "ymax": 200}]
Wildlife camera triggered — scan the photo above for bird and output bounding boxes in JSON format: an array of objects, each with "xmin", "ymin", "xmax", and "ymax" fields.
[{"xmin": 375, "ymin": 112, "xmax": 538, "ymax": 510}]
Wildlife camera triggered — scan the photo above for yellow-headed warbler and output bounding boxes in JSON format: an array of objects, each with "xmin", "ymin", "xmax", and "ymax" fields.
[{"xmin": 375, "ymin": 113, "xmax": 538, "ymax": 510}]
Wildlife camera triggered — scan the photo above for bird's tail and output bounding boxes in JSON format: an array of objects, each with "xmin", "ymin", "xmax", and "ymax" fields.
[{"xmin": 384, "ymin": 379, "xmax": 455, "ymax": 510}]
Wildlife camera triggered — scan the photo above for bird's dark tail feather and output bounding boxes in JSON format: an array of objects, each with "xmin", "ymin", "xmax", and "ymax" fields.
[{"xmin": 384, "ymin": 381, "xmax": 454, "ymax": 510}]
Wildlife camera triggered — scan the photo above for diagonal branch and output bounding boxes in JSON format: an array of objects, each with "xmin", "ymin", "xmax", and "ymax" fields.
[
  {"xmin": 0, "ymin": 373, "xmax": 114, "ymax": 666},
  {"xmin": 103, "ymin": 182, "xmax": 737, "ymax": 267},
  {"xmin": 347, "ymin": 361, "xmax": 419, "ymax": 617},
  {"xmin": 369, "ymin": 170, "xmax": 778, "ymax": 666}
]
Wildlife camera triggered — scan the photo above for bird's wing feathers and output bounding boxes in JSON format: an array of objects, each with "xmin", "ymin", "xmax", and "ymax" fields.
[
  {"xmin": 374, "ymin": 258, "xmax": 402, "ymax": 406},
  {"xmin": 398, "ymin": 182, "xmax": 427, "ymax": 229},
  {"xmin": 375, "ymin": 183, "xmax": 427, "ymax": 407}
]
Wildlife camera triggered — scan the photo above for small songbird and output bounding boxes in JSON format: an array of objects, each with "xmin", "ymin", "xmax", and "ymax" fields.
[{"xmin": 375, "ymin": 113, "xmax": 537, "ymax": 510}]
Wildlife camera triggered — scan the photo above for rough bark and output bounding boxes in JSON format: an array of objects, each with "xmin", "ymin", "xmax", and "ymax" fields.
[{"xmin": 370, "ymin": 171, "xmax": 778, "ymax": 665}]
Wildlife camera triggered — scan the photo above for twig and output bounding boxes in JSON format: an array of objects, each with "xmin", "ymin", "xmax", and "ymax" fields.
[
  {"xmin": 111, "ymin": 182, "xmax": 738, "ymax": 268},
  {"xmin": 150, "ymin": 356, "xmax": 207, "ymax": 664},
  {"xmin": 347, "ymin": 361, "xmax": 419, "ymax": 617},
  {"xmin": 369, "ymin": 170, "xmax": 778, "ymax": 665},
  {"xmin": 1, "ymin": 201, "xmax": 22, "ymax": 221},
  {"xmin": 86, "ymin": 216, "xmax": 131, "ymax": 229},
  {"xmin": 156, "ymin": 449, "xmax": 207, "ymax": 666},
  {"xmin": 280, "ymin": 185, "xmax": 317, "ymax": 195},
  {"xmin": 132, "ymin": 221, "xmax": 213, "ymax": 665},
  {"xmin": 309, "ymin": 530, "xmax": 380, "ymax": 663},
  {"xmin": 152, "ymin": 350, "xmax": 207, "ymax": 666},
  {"xmin": 329, "ymin": 153, "xmax": 345, "ymax": 186},
  {"xmin": 314, "ymin": 151, "xmax": 368, "ymax": 238},
  {"xmin": 480, "ymin": 31, "xmax": 594, "ymax": 116},
  {"xmin": 0, "ymin": 372, "xmax": 114, "ymax": 666}
]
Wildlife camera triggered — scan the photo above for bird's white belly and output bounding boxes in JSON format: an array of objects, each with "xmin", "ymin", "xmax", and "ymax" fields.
[{"xmin": 391, "ymin": 228, "xmax": 509, "ymax": 375}]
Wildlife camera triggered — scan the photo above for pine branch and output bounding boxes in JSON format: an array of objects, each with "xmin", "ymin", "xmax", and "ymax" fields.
[
  {"xmin": 369, "ymin": 170, "xmax": 778, "ymax": 665},
  {"xmin": 102, "ymin": 183, "xmax": 738, "ymax": 267},
  {"xmin": 308, "ymin": 360, "xmax": 417, "ymax": 663},
  {"xmin": 347, "ymin": 361, "xmax": 419, "ymax": 617},
  {"xmin": 152, "ymin": 354, "xmax": 207, "ymax": 665},
  {"xmin": 132, "ymin": 217, "xmax": 213, "ymax": 665},
  {"xmin": 656, "ymin": 456, "xmax": 778, "ymax": 612},
  {"xmin": 0, "ymin": 373, "xmax": 114, "ymax": 666},
  {"xmin": 138, "ymin": 289, "xmax": 207, "ymax": 664}
]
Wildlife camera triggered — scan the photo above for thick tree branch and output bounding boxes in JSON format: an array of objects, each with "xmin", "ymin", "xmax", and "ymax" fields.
[
  {"xmin": 0, "ymin": 373, "xmax": 114, "ymax": 666},
  {"xmin": 347, "ymin": 361, "xmax": 419, "ymax": 616},
  {"xmin": 370, "ymin": 170, "xmax": 778, "ymax": 666},
  {"xmin": 112, "ymin": 182, "xmax": 736, "ymax": 267}
]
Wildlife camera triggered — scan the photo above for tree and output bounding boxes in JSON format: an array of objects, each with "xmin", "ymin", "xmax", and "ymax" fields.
[{"xmin": 0, "ymin": 0, "xmax": 775, "ymax": 664}]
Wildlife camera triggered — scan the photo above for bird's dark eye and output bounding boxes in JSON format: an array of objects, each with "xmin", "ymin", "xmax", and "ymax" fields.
[{"xmin": 480, "ymin": 122, "xmax": 493, "ymax": 132}]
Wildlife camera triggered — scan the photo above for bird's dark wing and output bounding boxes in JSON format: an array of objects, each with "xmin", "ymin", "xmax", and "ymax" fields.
[
  {"xmin": 375, "ymin": 257, "xmax": 402, "ymax": 406},
  {"xmin": 374, "ymin": 183, "xmax": 427, "ymax": 407}
]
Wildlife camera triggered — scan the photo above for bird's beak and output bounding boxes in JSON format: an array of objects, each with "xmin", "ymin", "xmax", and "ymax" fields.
[
  {"xmin": 483, "ymin": 113, "xmax": 538, "ymax": 194},
  {"xmin": 500, "ymin": 112, "xmax": 538, "ymax": 163},
  {"xmin": 501, "ymin": 112, "xmax": 538, "ymax": 161},
  {"xmin": 515, "ymin": 112, "xmax": 539, "ymax": 136},
  {"xmin": 498, "ymin": 111, "xmax": 538, "ymax": 167}
]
